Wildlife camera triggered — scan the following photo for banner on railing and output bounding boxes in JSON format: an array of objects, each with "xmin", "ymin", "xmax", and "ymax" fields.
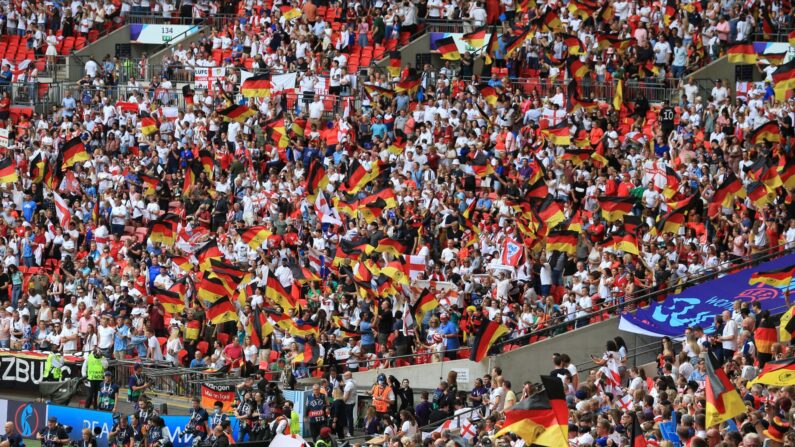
[
  {"xmin": 46, "ymin": 405, "xmax": 240, "ymax": 447},
  {"xmin": 195, "ymin": 67, "xmax": 226, "ymax": 90},
  {"xmin": 0, "ymin": 350, "xmax": 82, "ymax": 389},
  {"xmin": 619, "ymin": 252, "xmax": 795, "ymax": 337},
  {"xmin": 200, "ymin": 383, "xmax": 236, "ymax": 412}
]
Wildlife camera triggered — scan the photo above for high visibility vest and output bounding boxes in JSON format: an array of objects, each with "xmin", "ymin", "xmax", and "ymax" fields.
[
  {"xmin": 87, "ymin": 354, "xmax": 105, "ymax": 381},
  {"xmin": 289, "ymin": 411, "xmax": 300, "ymax": 434},
  {"xmin": 44, "ymin": 353, "xmax": 63, "ymax": 380},
  {"xmin": 371, "ymin": 385, "xmax": 392, "ymax": 413}
]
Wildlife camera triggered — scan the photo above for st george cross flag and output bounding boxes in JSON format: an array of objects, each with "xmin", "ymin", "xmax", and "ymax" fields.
[
  {"xmin": 500, "ymin": 237, "xmax": 523, "ymax": 266},
  {"xmin": 270, "ymin": 434, "xmax": 307, "ymax": 447},
  {"xmin": 53, "ymin": 190, "xmax": 72, "ymax": 228},
  {"xmin": 407, "ymin": 255, "xmax": 427, "ymax": 280},
  {"xmin": 315, "ymin": 192, "xmax": 343, "ymax": 226}
]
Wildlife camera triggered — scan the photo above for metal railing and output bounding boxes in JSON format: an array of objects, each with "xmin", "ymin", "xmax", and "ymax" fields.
[{"xmin": 125, "ymin": 12, "xmax": 241, "ymax": 27}]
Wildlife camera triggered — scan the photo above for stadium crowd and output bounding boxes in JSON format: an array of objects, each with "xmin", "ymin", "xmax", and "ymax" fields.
[{"xmin": 0, "ymin": 0, "xmax": 793, "ymax": 445}]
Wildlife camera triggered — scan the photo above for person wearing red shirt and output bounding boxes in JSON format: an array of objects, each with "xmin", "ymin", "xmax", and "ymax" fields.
[{"xmin": 223, "ymin": 337, "xmax": 244, "ymax": 370}]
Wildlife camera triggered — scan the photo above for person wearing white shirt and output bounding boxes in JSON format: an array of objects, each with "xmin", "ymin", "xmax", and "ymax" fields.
[
  {"xmin": 720, "ymin": 310, "xmax": 737, "ymax": 358},
  {"xmin": 60, "ymin": 320, "xmax": 79, "ymax": 354},
  {"xmin": 97, "ymin": 318, "xmax": 116, "ymax": 354},
  {"xmin": 273, "ymin": 258, "xmax": 294, "ymax": 289}
]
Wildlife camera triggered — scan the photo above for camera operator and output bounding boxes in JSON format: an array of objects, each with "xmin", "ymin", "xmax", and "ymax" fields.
[
  {"xmin": 208, "ymin": 402, "xmax": 228, "ymax": 430},
  {"xmin": 1, "ymin": 422, "xmax": 25, "ymax": 447},
  {"xmin": 36, "ymin": 418, "xmax": 69, "ymax": 447},
  {"xmin": 144, "ymin": 417, "xmax": 166, "ymax": 447},
  {"xmin": 186, "ymin": 397, "xmax": 209, "ymax": 440},
  {"xmin": 77, "ymin": 429, "xmax": 98, "ymax": 447},
  {"xmin": 128, "ymin": 363, "xmax": 151, "ymax": 411},
  {"xmin": 109, "ymin": 416, "xmax": 134, "ymax": 447}
]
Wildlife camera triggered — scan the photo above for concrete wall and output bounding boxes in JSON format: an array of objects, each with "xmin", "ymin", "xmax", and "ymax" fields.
[
  {"xmin": 494, "ymin": 317, "xmax": 661, "ymax": 386},
  {"xmin": 377, "ymin": 34, "xmax": 431, "ymax": 71},
  {"xmin": 352, "ymin": 357, "xmax": 489, "ymax": 392}
]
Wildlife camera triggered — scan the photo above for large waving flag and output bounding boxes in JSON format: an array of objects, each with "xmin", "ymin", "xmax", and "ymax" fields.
[
  {"xmin": 749, "ymin": 358, "xmax": 795, "ymax": 387},
  {"xmin": 61, "ymin": 136, "xmax": 90, "ymax": 169},
  {"xmin": 469, "ymin": 320, "xmax": 509, "ymax": 362},
  {"xmin": 748, "ymin": 264, "xmax": 795, "ymax": 288},
  {"xmin": 53, "ymin": 190, "xmax": 72, "ymax": 228},
  {"xmin": 495, "ymin": 375, "xmax": 568, "ymax": 446},
  {"xmin": 0, "ymin": 158, "xmax": 18, "ymax": 184},
  {"xmin": 500, "ymin": 237, "xmax": 523, "ymax": 267},
  {"xmin": 704, "ymin": 351, "xmax": 745, "ymax": 427}
]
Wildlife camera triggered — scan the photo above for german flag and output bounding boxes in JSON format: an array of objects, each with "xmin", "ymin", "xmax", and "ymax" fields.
[
  {"xmin": 600, "ymin": 230, "xmax": 639, "ymax": 255},
  {"xmin": 759, "ymin": 8, "xmax": 776, "ymax": 39},
  {"xmin": 412, "ymin": 288, "xmax": 439, "ymax": 323},
  {"xmin": 139, "ymin": 174, "xmax": 159, "ymax": 196},
  {"xmin": 140, "ymin": 117, "xmax": 158, "ymax": 136},
  {"xmin": 381, "ymin": 260, "xmax": 409, "ymax": 285},
  {"xmin": 599, "ymin": 3, "xmax": 615, "ymax": 21},
  {"xmin": 289, "ymin": 322, "xmax": 319, "ymax": 339},
  {"xmin": 747, "ymin": 121, "xmax": 782, "ymax": 144},
  {"xmin": 630, "ymin": 412, "xmax": 647, "ymax": 447},
  {"xmin": 209, "ymin": 258, "xmax": 252, "ymax": 286},
  {"xmin": 43, "ymin": 160, "xmax": 62, "ymax": 191},
  {"xmin": 387, "ymin": 131, "xmax": 407, "ymax": 156},
  {"xmin": 662, "ymin": 166, "xmax": 681, "ymax": 198},
  {"xmin": 436, "ymin": 36, "xmax": 461, "ymax": 61},
  {"xmin": 748, "ymin": 264, "xmax": 795, "ymax": 288},
  {"xmin": 170, "ymin": 255, "xmax": 194, "ymax": 272},
  {"xmin": 470, "ymin": 320, "xmax": 509, "ymax": 362},
  {"xmin": 279, "ymin": 5, "xmax": 302, "ymax": 20},
  {"xmin": 0, "ymin": 158, "xmax": 17, "ymax": 184},
  {"xmin": 387, "ymin": 51, "xmax": 402, "ymax": 77},
  {"xmin": 206, "ymin": 296, "xmax": 239, "ymax": 325},
  {"xmin": 359, "ymin": 197, "xmax": 387, "ymax": 224},
  {"xmin": 525, "ymin": 177, "xmax": 549, "ymax": 200},
  {"xmin": 220, "ymin": 105, "xmax": 257, "ymax": 123},
  {"xmin": 484, "ymin": 28, "xmax": 500, "ymax": 65},
  {"xmin": 291, "ymin": 263, "xmax": 321, "ymax": 283},
  {"xmin": 241, "ymin": 73, "xmax": 272, "ymax": 98},
  {"xmin": 537, "ymin": 197, "xmax": 565, "ymax": 230},
  {"xmin": 182, "ymin": 159, "xmax": 203, "ymax": 197},
  {"xmin": 305, "ymin": 158, "xmax": 329, "ymax": 200},
  {"xmin": 567, "ymin": 81, "xmax": 598, "ymax": 112},
  {"xmin": 152, "ymin": 287, "xmax": 184, "ymax": 314},
  {"xmin": 504, "ymin": 28, "xmax": 530, "ymax": 57},
  {"xmin": 746, "ymin": 181, "xmax": 774, "ymax": 209},
  {"xmin": 781, "ymin": 160, "xmax": 795, "ymax": 190},
  {"xmin": 727, "ymin": 43, "xmax": 757, "ymax": 64},
  {"xmin": 462, "ymin": 27, "xmax": 486, "ymax": 48},
  {"xmin": 772, "ymin": 60, "xmax": 795, "ymax": 91},
  {"xmin": 479, "ymin": 85, "xmax": 499, "ymax": 106},
  {"xmin": 61, "ymin": 136, "xmax": 90, "ymax": 169},
  {"xmin": 247, "ymin": 314, "xmax": 263, "ymax": 348},
  {"xmin": 790, "ymin": 29, "xmax": 795, "ymax": 46},
  {"xmin": 712, "ymin": 172, "xmax": 745, "ymax": 207},
  {"xmin": 364, "ymin": 83, "xmax": 396, "ymax": 100},
  {"xmin": 704, "ymin": 351, "xmax": 746, "ymax": 427},
  {"xmin": 567, "ymin": 0, "xmax": 596, "ymax": 19},
  {"xmin": 595, "ymin": 34, "xmax": 635, "ymax": 51},
  {"xmin": 374, "ymin": 238, "xmax": 409, "ymax": 257},
  {"xmin": 266, "ymin": 275, "xmax": 297, "ymax": 311},
  {"xmin": 650, "ymin": 203, "xmax": 690, "ymax": 236},
  {"xmin": 538, "ymin": 9, "xmax": 562, "ymax": 31},
  {"xmin": 265, "ymin": 117, "xmax": 290, "ymax": 149},
  {"xmin": 195, "ymin": 239, "xmax": 223, "ymax": 271},
  {"xmin": 762, "ymin": 52, "xmax": 788, "ymax": 66},
  {"xmin": 197, "ymin": 273, "xmax": 229, "ymax": 303},
  {"xmin": 340, "ymin": 159, "xmax": 381, "ymax": 194},
  {"xmin": 749, "ymin": 358, "xmax": 795, "ymax": 387},
  {"xmin": 28, "ymin": 153, "xmax": 46, "ymax": 183},
  {"xmin": 559, "ymin": 34, "xmax": 585, "ymax": 55},
  {"xmin": 599, "ymin": 196, "xmax": 635, "ymax": 222},
  {"xmin": 471, "ymin": 152, "xmax": 495, "ymax": 178},
  {"xmin": 395, "ymin": 72, "xmax": 421, "ymax": 95},
  {"xmin": 147, "ymin": 213, "xmax": 179, "ymax": 246},
  {"xmin": 198, "ymin": 149, "xmax": 214, "ymax": 179},
  {"xmin": 546, "ymin": 230, "xmax": 578, "ymax": 255},
  {"xmin": 754, "ymin": 318, "xmax": 778, "ymax": 355},
  {"xmin": 561, "ymin": 149, "xmax": 593, "ymax": 165},
  {"xmin": 495, "ymin": 375, "xmax": 568, "ymax": 446},
  {"xmin": 543, "ymin": 122, "xmax": 571, "ymax": 146}
]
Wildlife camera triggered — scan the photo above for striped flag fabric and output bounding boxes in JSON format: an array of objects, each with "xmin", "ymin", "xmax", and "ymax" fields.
[
  {"xmin": 470, "ymin": 320, "xmax": 509, "ymax": 362},
  {"xmin": 0, "ymin": 158, "xmax": 18, "ymax": 184}
]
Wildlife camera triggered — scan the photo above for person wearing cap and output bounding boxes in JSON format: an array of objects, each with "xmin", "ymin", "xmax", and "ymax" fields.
[
  {"xmin": 314, "ymin": 426, "xmax": 335, "ymax": 447},
  {"xmin": 36, "ymin": 418, "xmax": 68, "ymax": 447},
  {"xmin": 97, "ymin": 370, "xmax": 119, "ymax": 412},
  {"xmin": 369, "ymin": 373, "xmax": 395, "ymax": 418}
]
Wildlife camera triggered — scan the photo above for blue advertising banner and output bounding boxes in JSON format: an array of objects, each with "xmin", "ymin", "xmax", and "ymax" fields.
[
  {"xmin": 46, "ymin": 405, "xmax": 240, "ymax": 447},
  {"xmin": 619, "ymin": 252, "xmax": 795, "ymax": 337}
]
